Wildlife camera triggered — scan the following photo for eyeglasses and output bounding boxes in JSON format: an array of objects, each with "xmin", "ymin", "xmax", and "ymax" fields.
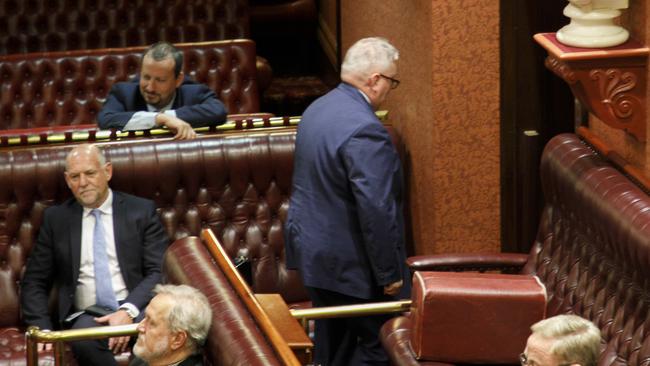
[
  {"xmin": 519, "ymin": 352, "xmax": 576, "ymax": 366},
  {"xmin": 379, "ymin": 73, "xmax": 400, "ymax": 89}
]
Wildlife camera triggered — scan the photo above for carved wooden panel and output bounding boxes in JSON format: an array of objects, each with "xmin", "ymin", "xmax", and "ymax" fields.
[{"xmin": 535, "ymin": 33, "xmax": 649, "ymax": 141}]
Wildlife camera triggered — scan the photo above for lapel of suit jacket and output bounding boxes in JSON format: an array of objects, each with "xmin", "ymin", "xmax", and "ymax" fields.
[
  {"xmin": 111, "ymin": 191, "xmax": 130, "ymax": 286},
  {"xmin": 172, "ymin": 83, "xmax": 185, "ymax": 109},
  {"xmin": 69, "ymin": 201, "xmax": 83, "ymax": 284}
]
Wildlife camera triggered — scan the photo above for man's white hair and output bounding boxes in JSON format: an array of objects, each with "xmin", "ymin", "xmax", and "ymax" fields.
[
  {"xmin": 154, "ymin": 284, "xmax": 212, "ymax": 353},
  {"xmin": 341, "ymin": 37, "xmax": 399, "ymax": 80},
  {"xmin": 531, "ymin": 314, "xmax": 601, "ymax": 366}
]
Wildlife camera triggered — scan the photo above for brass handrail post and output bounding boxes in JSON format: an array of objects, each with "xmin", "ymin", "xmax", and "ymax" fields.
[
  {"xmin": 26, "ymin": 326, "xmax": 38, "ymax": 366},
  {"xmin": 24, "ymin": 323, "xmax": 139, "ymax": 366}
]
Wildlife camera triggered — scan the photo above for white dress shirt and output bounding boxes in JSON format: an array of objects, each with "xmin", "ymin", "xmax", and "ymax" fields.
[{"xmin": 74, "ymin": 190, "xmax": 135, "ymax": 314}]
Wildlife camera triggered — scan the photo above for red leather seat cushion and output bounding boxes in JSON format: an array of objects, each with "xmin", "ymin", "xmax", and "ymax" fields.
[{"xmin": 410, "ymin": 271, "xmax": 547, "ymax": 363}]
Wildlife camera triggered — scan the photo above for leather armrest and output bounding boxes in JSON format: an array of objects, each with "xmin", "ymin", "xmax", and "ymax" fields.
[
  {"xmin": 379, "ymin": 316, "xmax": 459, "ymax": 366},
  {"xmin": 407, "ymin": 253, "xmax": 529, "ymax": 273}
]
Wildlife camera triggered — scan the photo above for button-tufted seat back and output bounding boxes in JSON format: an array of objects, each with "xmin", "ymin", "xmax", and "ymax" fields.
[
  {"xmin": 0, "ymin": 127, "xmax": 306, "ymax": 365},
  {"xmin": 382, "ymin": 133, "xmax": 650, "ymax": 365},
  {"xmin": 163, "ymin": 236, "xmax": 283, "ymax": 366},
  {"xmin": 0, "ymin": 39, "xmax": 260, "ymax": 130},
  {"xmin": 0, "ymin": 0, "xmax": 249, "ymax": 55},
  {"xmin": 521, "ymin": 134, "xmax": 650, "ymax": 365}
]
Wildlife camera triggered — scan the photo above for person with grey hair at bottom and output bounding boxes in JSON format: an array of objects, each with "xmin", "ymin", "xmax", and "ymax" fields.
[
  {"xmin": 98, "ymin": 41, "xmax": 227, "ymax": 140},
  {"xmin": 521, "ymin": 315, "xmax": 601, "ymax": 366},
  {"xmin": 284, "ymin": 37, "xmax": 410, "ymax": 366},
  {"xmin": 129, "ymin": 284, "xmax": 213, "ymax": 366}
]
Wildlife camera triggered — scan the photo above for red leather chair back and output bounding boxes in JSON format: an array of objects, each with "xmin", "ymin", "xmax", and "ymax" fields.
[
  {"xmin": 0, "ymin": 40, "xmax": 260, "ymax": 130},
  {"xmin": 163, "ymin": 236, "xmax": 282, "ymax": 366},
  {"xmin": 0, "ymin": 0, "xmax": 249, "ymax": 55},
  {"xmin": 522, "ymin": 134, "xmax": 650, "ymax": 365}
]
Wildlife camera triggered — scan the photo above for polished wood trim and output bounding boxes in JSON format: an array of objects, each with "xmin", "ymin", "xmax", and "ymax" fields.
[
  {"xmin": 576, "ymin": 127, "xmax": 650, "ymax": 192},
  {"xmin": 201, "ymin": 228, "xmax": 301, "ymax": 366},
  {"xmin": 534, "ymin": 33, "xmax": 650, "ymax": 61},
  {"xmin": 256, "ymin": 294, "xmax": 313, "ymax": 364}
]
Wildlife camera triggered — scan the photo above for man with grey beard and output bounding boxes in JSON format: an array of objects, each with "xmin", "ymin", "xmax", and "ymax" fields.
[{"xmin": 129, "ymin": 284, "xmax": 212, "ymax": 366}]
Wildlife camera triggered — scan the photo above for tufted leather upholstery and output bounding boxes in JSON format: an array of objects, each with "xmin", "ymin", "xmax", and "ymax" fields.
[
  {"xmin": 163, "ymin": 236, "xmax": 282, "ymax": 366},
  {"xmin": 0, "ymin": 123, "xmax": 403, "ymax": 365},
  {"xmin": 0, "ymin": 0, "xmax": 249, "ymax": 55},
  {"xmin": 382, "ymin": 133, "xmax": 650, "ymax": 365},
  {"xmin": 0, "ymin": 40, "xmax": 261, "ymax": 130},
  {"xmin": 1, "ymin": 126, "xmax": 306, "ymax": 365}
]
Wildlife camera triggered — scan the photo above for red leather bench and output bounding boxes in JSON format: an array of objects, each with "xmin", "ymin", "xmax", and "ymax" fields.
[
  {"xmin": 0, "ymin": 40, "xmax": 261, "ymax": 131},
  {"xmin": 163, "ymin": 236, "xmax": 287, "ymax": 365},
  {"xmin": 381, "ymin": 133, "xmax": 650, "ymax": 365},
  {"xmin": 0, "ymin": 0, "xmax": 249, "ymax": 55}
]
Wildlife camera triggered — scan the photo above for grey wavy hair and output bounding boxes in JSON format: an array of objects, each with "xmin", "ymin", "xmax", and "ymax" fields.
[
  {"xmin": 340, "ymin": 37, "xmax": 399, "ymax": 80},
  {"xmin": 530, "ymin": 314, "xmax": 601, "ymax": 366},
  {"xmin": 154, "ymin": 284, "xmax": 212, "ymax": 352}
]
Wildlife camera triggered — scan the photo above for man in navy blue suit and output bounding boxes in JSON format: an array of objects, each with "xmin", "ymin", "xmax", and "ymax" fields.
[
  {"xmin": 97, "ymin": 42, "xmax": 227, "ymax": 140},
  {"xmin": 284, "ymin": 37, "xmax": 410, "ymax": 366},
  {"xmin": 21, "ymin": 144, "xmax": 168, "ymax": 365}
]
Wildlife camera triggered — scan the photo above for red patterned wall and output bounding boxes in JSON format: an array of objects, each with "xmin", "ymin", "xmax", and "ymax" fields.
[{"xmin": 341, "ymin": 0, "xmax": 501, "ymax": 254}]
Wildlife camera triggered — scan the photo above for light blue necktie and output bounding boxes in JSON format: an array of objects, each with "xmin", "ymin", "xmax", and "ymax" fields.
[{"xmin": 91, "ymin": 209, "xmax": 119, "ymax": 310}]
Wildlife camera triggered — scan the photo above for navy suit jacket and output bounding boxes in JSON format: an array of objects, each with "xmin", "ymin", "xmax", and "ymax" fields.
[
  {"xmin": 20, "ymin": 191, "xmax": 169, "ymax": 330},
  {"xmin": 97, "ymin": 77, "xmax": 227, "ymax": 130},
  {"xmin": 284, "ymin": 82, "xmax": 411, "ymax": 300}
]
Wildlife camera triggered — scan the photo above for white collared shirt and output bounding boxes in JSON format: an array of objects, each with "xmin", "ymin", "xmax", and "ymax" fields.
[
  {"xmin": 74, "ymin": 189, "xmax": 129, "ymax": 310},
  {"xmin": 357, "ymin": 88, "xmax": 371, "ymax": 105},
  {"xmin": 122, "ymin": 93, "xmax": 177, "ymax": 131}
]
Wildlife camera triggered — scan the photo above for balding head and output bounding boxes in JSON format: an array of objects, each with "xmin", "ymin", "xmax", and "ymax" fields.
[{"xmin": 64, "ymin": 144, "xmax": 112, "ymax": 208}]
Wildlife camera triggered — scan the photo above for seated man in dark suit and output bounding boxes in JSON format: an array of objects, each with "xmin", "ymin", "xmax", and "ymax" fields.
[
  {"xmin": 97, "ymin": 41, "xmax": 227, "ymax": 140},
  {"xmin": 21, "ymin": 144, "xmax": 169, "ymax": 366},
  {"xmin": 129, "ymin": 284, "xmax": 212, "ymax": 366}
]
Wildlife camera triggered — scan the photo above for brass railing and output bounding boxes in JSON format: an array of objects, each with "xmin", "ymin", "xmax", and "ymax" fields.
[
  {"xmin": 25, "ymin": 300, "xmax": 411, "ymax": 366},
  {"xmin": 25, "ymin": 324, "xmax": 138, "ymax": 366},
  {"xmin": 3, "ymin": 115, "xmax": 301, "ymax": 146},
  {"xmin": 2, "ymin": 110, "xmax": 389, "ymax": 147},
  {"xmin": 290, "ymin": 300, "xmax": 412, "ymax": 320},
  {"xmin": 290, "ymin": 300, "xmax": 412, "ymax": 334}
]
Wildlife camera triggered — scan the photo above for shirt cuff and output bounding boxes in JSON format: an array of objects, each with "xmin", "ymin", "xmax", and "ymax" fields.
[
  {"xmin": 118, "ymin": 303, "xmax": 140, "ymax": 319},
  {"xmin": 122, "ymin": 111, "xmax": 157, "ymax": 131}
]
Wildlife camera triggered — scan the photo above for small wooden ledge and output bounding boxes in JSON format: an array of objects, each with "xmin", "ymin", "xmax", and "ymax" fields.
[{"xmin": 534, "ymin": 33, "xmax": 649, "ymax": 141}]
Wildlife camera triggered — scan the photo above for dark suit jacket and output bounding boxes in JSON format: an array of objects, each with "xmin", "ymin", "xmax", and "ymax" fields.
[
  {"xmin": 284, "ymin": 82, "xmax": 411, "ymax": 300},
  {"xmin": 97, "ymin": 77, "xmax": 227, "ymax": 130},
  {"xmin": 20, "ymin": 191, "xmax": 169, "ymax": 330}
]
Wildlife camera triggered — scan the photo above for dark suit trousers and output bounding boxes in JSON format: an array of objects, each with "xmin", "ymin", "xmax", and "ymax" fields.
[
  {"xmin": 69, "ymin": 314, "xmax": 120, "ymax": 366},
  {"xmin": 306, "ymin": 287, "xmax": 392, "ymax": 366},
  {"xmin": 68, "ymin": 307, "xmax": 141, "ymax": 366}
]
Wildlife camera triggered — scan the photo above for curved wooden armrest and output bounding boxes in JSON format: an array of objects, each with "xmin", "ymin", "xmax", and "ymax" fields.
[{"xmin": 407, "ymin": 253, "xmax": 529, "ymax": 273}]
